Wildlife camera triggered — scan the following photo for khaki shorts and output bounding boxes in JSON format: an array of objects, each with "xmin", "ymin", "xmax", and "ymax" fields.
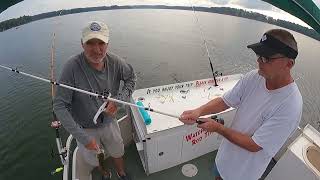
[{"xmin": 77, "ymin": 120, "xmax": 124, "ymax": 166}]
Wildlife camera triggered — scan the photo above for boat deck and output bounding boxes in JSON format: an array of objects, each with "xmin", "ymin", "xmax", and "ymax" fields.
[
  {"xmin": 91, "ymin": 143, "xmax": 276, "ymax": 180},
  {"xmin": 91, "ymin": 142, "xmax": 217, "ymax": 180}
]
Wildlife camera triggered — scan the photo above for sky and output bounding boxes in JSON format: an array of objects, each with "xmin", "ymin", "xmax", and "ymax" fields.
[{"xmin": 0, "ymin": 0, "xmax": 319, "ymax": 28}]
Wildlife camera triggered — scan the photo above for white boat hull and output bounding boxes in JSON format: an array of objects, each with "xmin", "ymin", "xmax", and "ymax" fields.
[{"xmin": 130, "ymin": 74, "xmax": 241, "ymax": 174}]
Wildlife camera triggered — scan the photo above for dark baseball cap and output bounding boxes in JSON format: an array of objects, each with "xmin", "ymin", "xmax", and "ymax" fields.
[{"xmin": 247, "ymin": 33, "xmax": 298, "ymax": 59}]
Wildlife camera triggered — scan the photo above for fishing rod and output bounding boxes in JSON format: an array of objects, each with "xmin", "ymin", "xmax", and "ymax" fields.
[
  {"xmin": 49, "ymin": 24, "xmax": 66, "ymax": 164},
  {"xmin": 0, "ymin": 63, "xmax": 225, "ymax": 128},
  {"xmin": 189, "ymin": 1, "xmax": 219, "ymax": 86},
  {"xmin": 0, "ymin": 64, "xmax": 181, "ymax": 119},
  {"xmin": 48, "ymin": 9, "xmax": 68, "ymax": 168}
]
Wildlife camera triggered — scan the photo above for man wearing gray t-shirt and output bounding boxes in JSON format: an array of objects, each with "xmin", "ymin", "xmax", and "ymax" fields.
[
  {"xmin": 179, "ymin": 29, "xmax": 302, "ymax": 180},
  {"xmin": 53, "ymin": 21, "xmax": 136, "ymax": 180}
]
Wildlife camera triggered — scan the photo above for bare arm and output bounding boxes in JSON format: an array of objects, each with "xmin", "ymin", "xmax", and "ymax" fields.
[
  {"xmin": 197, "ymin": 97, "xmax": 230, "ymax": 116},
  {"xmin": 198, "ymin": 118, "xmax": 262, "ymax": 152},
  {"xmin": 218, "ymin": 126, "xmax": 262, "ymax": 152}
]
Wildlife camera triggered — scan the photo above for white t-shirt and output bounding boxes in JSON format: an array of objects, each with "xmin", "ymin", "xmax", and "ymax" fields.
[{"xmin": 216, "ymin": 70, "xmax": 302, "ymax": 180}]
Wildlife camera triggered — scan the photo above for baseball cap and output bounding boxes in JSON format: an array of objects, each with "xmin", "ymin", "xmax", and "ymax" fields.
[{"xmin": 82, "ymin": 21, "xmax": 109, "ymax": 44}]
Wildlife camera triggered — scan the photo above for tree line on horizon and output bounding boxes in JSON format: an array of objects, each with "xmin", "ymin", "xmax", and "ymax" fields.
[{"xmin": 0, "ymin": 5, "xmax": 319, "ymax": 41}]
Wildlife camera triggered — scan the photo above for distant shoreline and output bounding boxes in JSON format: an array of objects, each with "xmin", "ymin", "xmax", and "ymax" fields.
[{"xmin": 0, "ymin": 5, "xmax": 319, "ymax": 41}]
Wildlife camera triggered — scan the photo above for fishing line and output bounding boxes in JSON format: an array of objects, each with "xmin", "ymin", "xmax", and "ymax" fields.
[{"xmin": 189, "ymin": 0, "xmax": 219, "ymax": 86}]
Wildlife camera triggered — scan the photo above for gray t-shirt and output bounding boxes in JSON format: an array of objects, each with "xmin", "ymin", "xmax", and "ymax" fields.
[{"xmin": 53, "ymin": 52, "xmax": 136, "ymax": 145}]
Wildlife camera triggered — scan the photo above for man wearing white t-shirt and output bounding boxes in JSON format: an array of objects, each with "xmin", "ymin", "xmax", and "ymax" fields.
[{"xmin": 179, "ymin": 29, "xmax": 302, "ymax": 180}]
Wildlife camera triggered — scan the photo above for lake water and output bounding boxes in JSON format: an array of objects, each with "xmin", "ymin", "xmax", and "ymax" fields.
[{"xmin": 0, "ymin": 9, "xmax": 319, "ymax": 180}]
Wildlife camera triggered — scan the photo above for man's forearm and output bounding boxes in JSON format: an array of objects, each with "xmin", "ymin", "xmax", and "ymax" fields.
[
  {"xmin": 54, "ymin": 105, "xmax": 91, "ymax": 145},
  {"xmin": 217, "ymin": 126, "xmax": 262, "ymax": 152},
  {"xmin": 198, "ymin": 97, "xmax": 229, "ymax": 116}
]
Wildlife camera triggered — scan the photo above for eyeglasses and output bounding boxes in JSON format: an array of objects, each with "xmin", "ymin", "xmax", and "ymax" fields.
[{"xmin": 256, "ymin": 55, "xmax": 286, "ymax": 63}]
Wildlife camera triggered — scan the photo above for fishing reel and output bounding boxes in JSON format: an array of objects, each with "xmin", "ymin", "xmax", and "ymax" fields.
[
  {"xmin": 212, "ymin": 71, "xmax": 223, "ymax": 87},
  {"xmin": 196, "ymin": 115, "xmax": 224, "ymax": 125},
  {"xmin": 214, "ymin": 71, "xmax": 223, "ymax": 77},
  {"xmin": 50, "ymin": 147, "xmax": 67, "ymax": 158}
]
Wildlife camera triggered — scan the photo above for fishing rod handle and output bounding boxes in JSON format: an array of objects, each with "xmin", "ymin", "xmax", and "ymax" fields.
[{"xmin": 196, "ymin": 115, "xmax": 225, "ymax": 125}]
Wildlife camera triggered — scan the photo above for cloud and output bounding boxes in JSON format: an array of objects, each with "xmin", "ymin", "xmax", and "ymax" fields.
[{"xmin": 229, "ymin": 0, "xmax": 273, "ymax": 10}]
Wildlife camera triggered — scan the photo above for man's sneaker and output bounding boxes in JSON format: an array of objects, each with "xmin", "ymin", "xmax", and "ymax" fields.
[
  {"xmin": 117, "ymin": 172, "xmax": 132, "ymax": 180},
  {"xmin": 101, "ymin": 171, "xmax": 112, "ymax": 180}
]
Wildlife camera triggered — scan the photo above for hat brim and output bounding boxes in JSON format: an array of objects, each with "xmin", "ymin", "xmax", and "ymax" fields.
[
  {"xmin": 247, "ymin": 42, "xmax": 278, "ymax": 57},
  {"xmin": 82, "ymin": 33, "xmax": 109, "ymax": 44}
]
